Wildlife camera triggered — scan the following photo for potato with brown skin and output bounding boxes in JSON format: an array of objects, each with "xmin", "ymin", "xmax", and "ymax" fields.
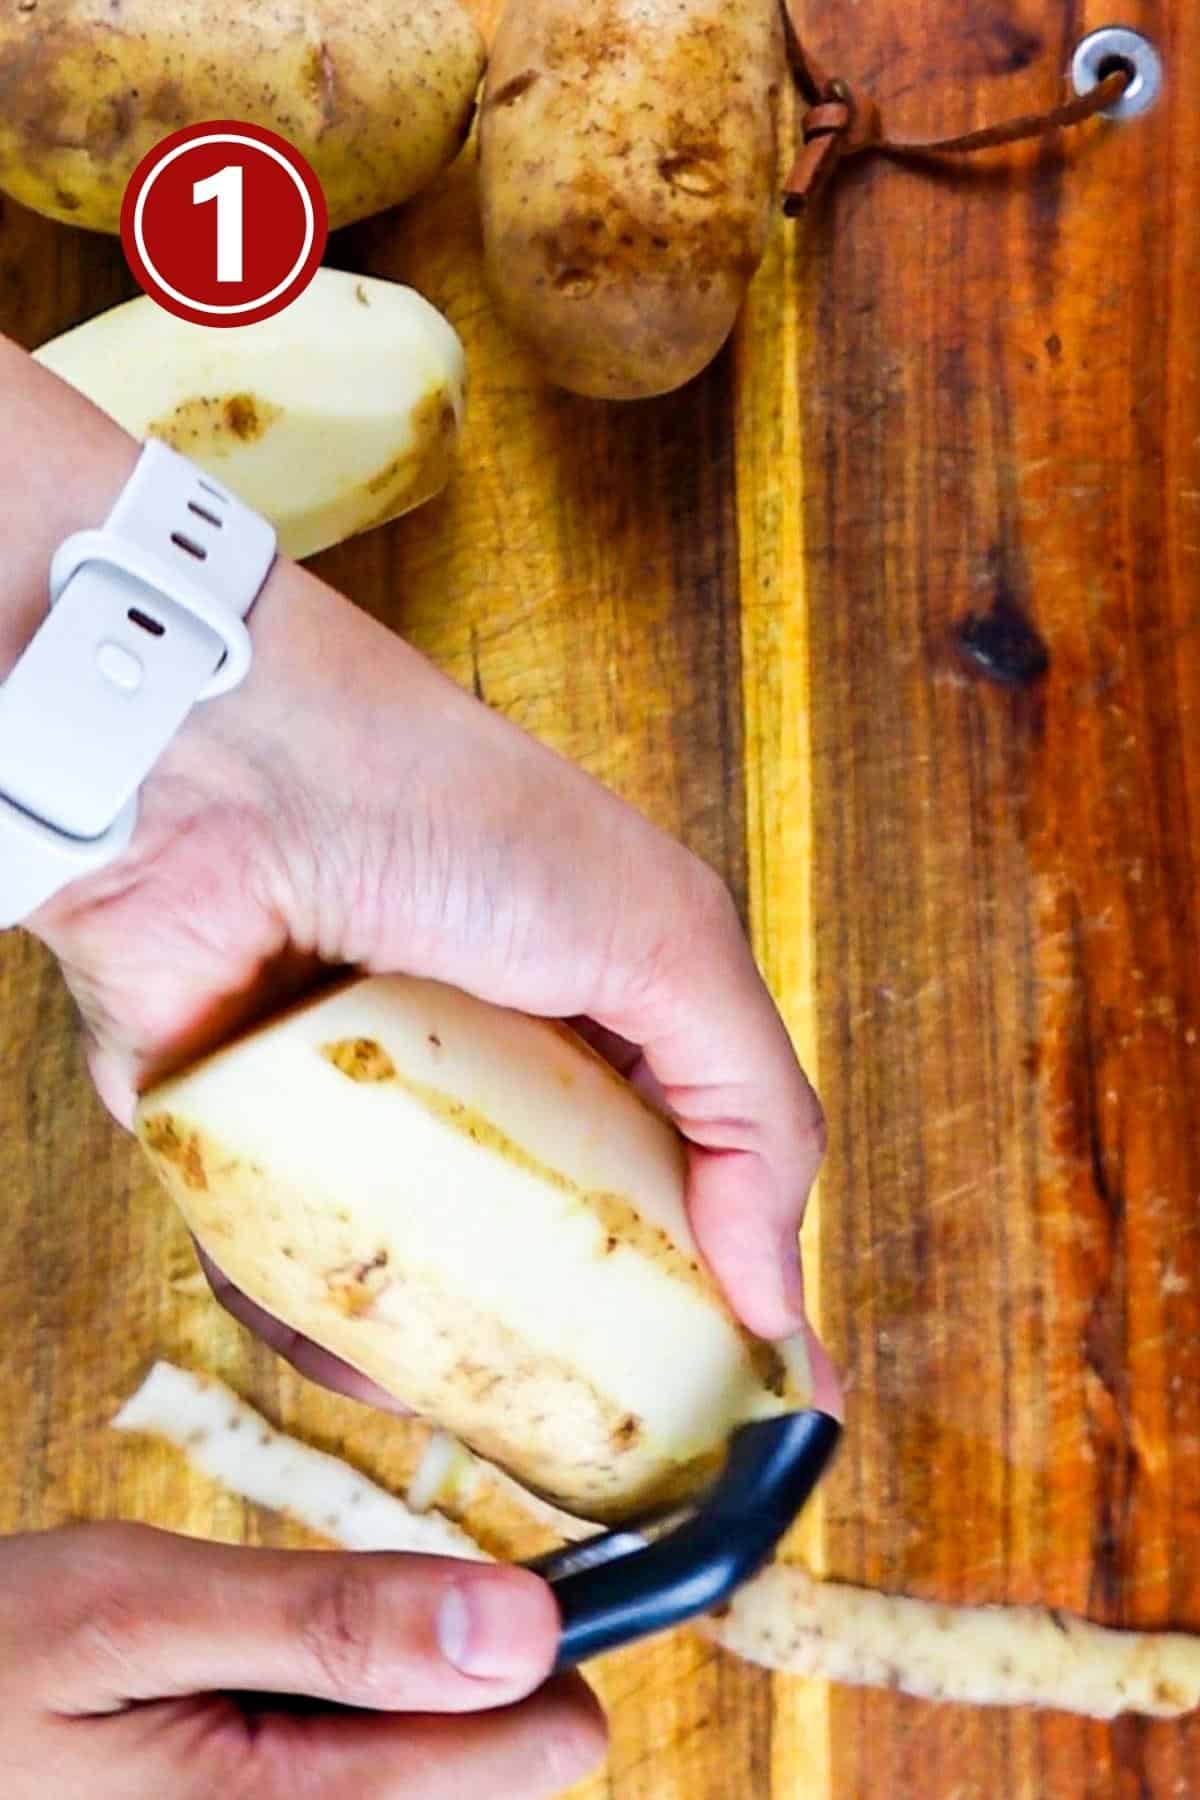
[
  {"xmin": 0, "ymin": 0, "xmax": 486, "ymax": 234},
  {"xmin": 478, "ymin": 0, "xmax": 787, "ymax": 400}
]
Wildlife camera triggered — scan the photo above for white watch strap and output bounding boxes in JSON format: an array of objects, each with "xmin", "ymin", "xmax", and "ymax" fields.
[{"xmin": 0, "ymin": 440, "xmax": 277, "ymax": 927}]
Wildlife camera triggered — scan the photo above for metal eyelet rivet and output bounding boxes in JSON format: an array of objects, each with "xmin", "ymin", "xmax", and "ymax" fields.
[{"xmin": 1071, "ymin": 25, "xmax": 1163, "ymax": 121}]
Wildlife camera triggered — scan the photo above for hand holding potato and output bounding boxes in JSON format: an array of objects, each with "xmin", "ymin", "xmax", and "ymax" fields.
[
  {"xmin": 3, "ymin": 330, "xmax": 837, "ymax": 1404},
  {"xmin": 44, "ymin": 540, "xmax": 834, "ymax": 1361},
  {"xmin": 0, "ymin": 1523, "xmax": 603, "ymax": 1799}
]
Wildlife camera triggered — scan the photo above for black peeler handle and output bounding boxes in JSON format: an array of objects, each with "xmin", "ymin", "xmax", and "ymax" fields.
[{"xmin": 526, "ymin": 1409, "xmax": 840, "ymax": 1671}]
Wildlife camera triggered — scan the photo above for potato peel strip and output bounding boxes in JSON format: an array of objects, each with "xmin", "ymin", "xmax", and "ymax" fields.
[
  {"xmin": 706, "ymin": 1564, "xmax": 1200, "ymax": 1719},
  {"xmin": 113, "ymin": 1361, "xmax": 488, "ymax": 1560},
  {"xmin": 116, "ymin": 1364, "xmax": 1200, "ymax": 1718}
]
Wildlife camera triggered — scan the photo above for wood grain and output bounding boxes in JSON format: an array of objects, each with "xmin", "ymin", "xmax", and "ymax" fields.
[
  {"xmin": 1, "ymin": 0, "xmax": 1198, "ymax": 1795},
  {"xmin": 801, "ymin": 0, "xmax": 1200, "ymax": 1794}
]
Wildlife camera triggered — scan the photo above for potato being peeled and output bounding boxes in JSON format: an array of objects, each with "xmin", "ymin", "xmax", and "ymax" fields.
[
  {"xmin": 478, "ymin": 0, "xmax": 787, "ymax": 399},
  {"xmin": 0, "ymin": 0, "xmax": 485, "ymax": 233},
  {"xmin": 34, "ymin": 271, "xmax": 466, "ymax": 560},
  {"xmin": 136, "ymin": 976, "xmax": 811, "ymax": 1523}
]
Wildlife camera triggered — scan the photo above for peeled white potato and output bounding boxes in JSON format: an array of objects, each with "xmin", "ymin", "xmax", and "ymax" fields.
[
  {"xmin": 136, "ymin": 975, "xmax": 811, "ymax": 1522},
  {"xmin": 33, "ymin": 269, "xmax": 466, "ymax": 561}
]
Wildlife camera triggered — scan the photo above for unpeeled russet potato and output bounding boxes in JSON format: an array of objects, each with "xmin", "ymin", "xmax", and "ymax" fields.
[
  {"xmin": 34, "ymin": 270, "xmax": 466, "ymax": 560},
  {"xmin": 478, "ymin": 0, "xmax": 787, "ymax": 399},
  {"xmin": 136, "ymin": 975, "xmax": 811, "ymax": 1523},
  {"xmin": 0, "ymin": 0, "xmax": 485, "ymax": 233}
]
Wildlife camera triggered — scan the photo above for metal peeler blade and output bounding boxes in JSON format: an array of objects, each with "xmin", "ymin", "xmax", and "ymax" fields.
[{"xmin": 524, "ymin": 1409, "xmax": 840, "ymax": 1670}]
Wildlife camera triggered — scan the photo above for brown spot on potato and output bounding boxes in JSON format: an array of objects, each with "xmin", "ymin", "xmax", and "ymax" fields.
[
  {"xmin": 553, "ymin": 266, "xmax": 596, "ymax": 298},
  {"xmin": 357, "ymin": 385, "xmax": 459, "ymax": 532},
  {"xmin": 437, "ymin": 1095, "xmax": 576, "ymax": 1192},
  {"xmin": 750, "ymin": 1343, "xmax": 787, "ymax": 1396},
  {"xmin": 325, "ymin": 1248, "xmax": 391, "ymax": 1317},
  {"xmin": 53, "ymin": 186, "xmax": 79, "ymax": 211},
  {"xmin": 302, "ymin": 40, "xmax": 337, "ymax": 126},
  {"xmin": 322, "ymin": 1038, "xmax": 398, "ymax": 1083},
  {"xmin": 85, "ymin": 91, "xmax": 133, "ymax": 156},
  {"xmin": 658, "ymin": 152, "xmax": 724, "ymax": 198},
  {"xmin": 612, "ymin": 1413, "xmax": 642, "ymax": 1450},
  {"xmin": 147, "ymin": 393, "xmax": 282, "ymax": 458},
  {"xmin": 365, "ymin": 455, "xmax": 406, "ymax": 499},
  {"xmin": 140, "ymin": 1113, "xmax": 208, "ymax": 1191},
  {"xmin": 146, "ymin": 78, "xmax": 186, "ymax": 126},
  {"xmin": 224, "ymin": 394, "xmax": 264, "ymax": 440},
  {"xmin": 489, "ymin": 69, "xmax": 539, "ymax": 108},
  {"xmin": 587, "ymin": 1191, "xmax": 701, "ymax": 1292},
  {"xmin": 355, "ymin": 281, "xmax": 370, "ymax": 306}
]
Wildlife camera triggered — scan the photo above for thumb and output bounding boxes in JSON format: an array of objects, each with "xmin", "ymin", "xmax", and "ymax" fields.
[{"xmin": 43, "ymin": 1525, "xmax": 559, "ymax": 1716}]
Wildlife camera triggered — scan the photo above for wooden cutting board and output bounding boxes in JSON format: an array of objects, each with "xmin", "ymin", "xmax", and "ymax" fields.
[{"xmin": 2, "ymin": 1, "xmax": 1198, "ymax": 1794}]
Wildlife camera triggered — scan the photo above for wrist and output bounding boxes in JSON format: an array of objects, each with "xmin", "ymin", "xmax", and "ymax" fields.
[
  {"xmin": 0, "ymin": 331, "xmax": 322, "ymax": 936},
  {"xmin": 0, "ymin": 334, "xmax": 139, "ymax": 673},
  {"xmin": 2, "ymin": 321, "xmax": 443, "ymax": 943}
]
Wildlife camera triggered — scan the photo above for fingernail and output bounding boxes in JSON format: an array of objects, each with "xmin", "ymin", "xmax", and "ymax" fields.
[
  {"xmin": 804, "ymin": 1321, "xmax": 845, "ymax": 1421},
  {"xmin": 437, "ymin": 1586, "xmax": 474, "ymax": 1669},
  {"xmin": 437, "ymin": 1575, "xmax": 553, "ymax": 1680}
]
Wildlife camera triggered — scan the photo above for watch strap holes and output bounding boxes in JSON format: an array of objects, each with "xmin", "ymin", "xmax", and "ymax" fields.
[
  {"xmin": 170, "ymin": 530, "xmax": 208, "ymax": 561},
  {"xmin": 127, "ymin": 607, "xmax": 165, "ymax": 637},
  {"xmin": 187, "ymin": 500, "xmax": 223, "ymax": 529}
]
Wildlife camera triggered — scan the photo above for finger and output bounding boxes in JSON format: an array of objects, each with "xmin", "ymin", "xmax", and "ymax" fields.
[
  {"xmin": 567, "ymin": 1017, "xmax": 669, "ymax": 1111},
  {"xmin": 261, "ymin": 1676, "xmax": 607, "ymax": 1800},
  {"xmin": 42, "ymin": 1526, "xmax": 559, "ymax": 1717},
  {"xmin": 194, "ymin": 1244, "xmax": 413, "ymax": 1414},
  {"xmin": 97, "ymin": 1673, "xmax": 606, "ymax": 1800},
  {"xmin": 589, "ymin": 870, "xmax": 828, "ymax": 1343},
  {"xmin": 70, "ymin": 933, "xmax": 325, "ymax": 1131}
]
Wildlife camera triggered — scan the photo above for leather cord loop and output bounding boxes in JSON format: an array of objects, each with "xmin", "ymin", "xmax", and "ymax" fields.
[{"xmin": 781, "ymin": 4, "xmax": 1132, "ymax": 212}]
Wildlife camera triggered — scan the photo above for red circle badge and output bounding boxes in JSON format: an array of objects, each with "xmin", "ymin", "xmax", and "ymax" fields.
[{"xmin": 120, "ymin": 121, "xmax": 328, "ymax": 327}]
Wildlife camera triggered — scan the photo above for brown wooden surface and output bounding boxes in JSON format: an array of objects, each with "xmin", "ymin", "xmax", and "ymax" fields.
[{"xmin": 2, "ymin": 0, "xmax": 1198, "ymax": 1795}]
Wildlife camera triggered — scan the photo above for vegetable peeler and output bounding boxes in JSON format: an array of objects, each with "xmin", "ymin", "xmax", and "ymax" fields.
[{"xmin": 526, "ymin": 1409, "xmax": 840, "ymax": 1670}]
